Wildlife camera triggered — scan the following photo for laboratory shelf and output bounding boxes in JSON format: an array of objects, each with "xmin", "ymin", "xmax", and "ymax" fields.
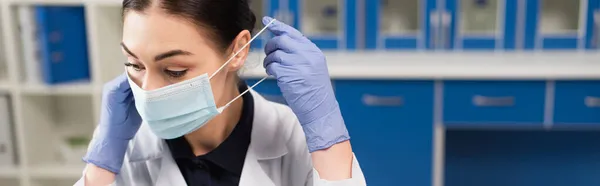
[
  {"xmin": 18, "ymin": 82, "xmax": 96, "ymax": 96},
  {"xmin": 0, "ymin": 166, "xmax": 20, "ymax": 178},
  {"xmin": 240, "ymin": 52, "xmax": 600, "ymax": 79},
  {"xmin": 0, "ymin": 81, "xmax": 11, "ymax": 92},
  {"xmin": 28, "ymin": 163, "xmax": 84, "ymax": 179}
]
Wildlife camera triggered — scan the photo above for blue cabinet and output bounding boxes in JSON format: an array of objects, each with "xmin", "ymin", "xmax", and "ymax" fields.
[
  {"xmin": 334, "ymin": 80, "xmax": 434, "ymax": 186},
  {"xmin": 444, "ymin": 0, "xmax": 519, "ymax": 50},
  {"xmin": 445, "ymin": 130, "xmax": 600, "ymax": 186},
  {"xmin": 259, "ymin": 0, "xmax": 600, "ymax": 50},
  {"xmin": 444, "ymin": 81, "xmax": 546, "ymax": 128},
  {"xmin": 287, "ymin": 0, "xmax": 357, "ymax": 50},
  {"xmin": 366, "ymin": 0, "xmax": 438, "ymax": 49},
  {"xmin": 249, "ymin": 0, "xmax": 279, "ymax": 49},
  {"xmin": 554, "ymin": 81, "xmax": 600, "ymax": 126},
  {"xmin": 524, "ymin": 0, "xmax": 600, "ymax": 49}
]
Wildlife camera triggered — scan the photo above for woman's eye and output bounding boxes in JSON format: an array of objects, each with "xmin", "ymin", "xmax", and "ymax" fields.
[
  {"xmin": 124, "ymin": 62, "xmax": 145, "ymax": 72},
  {"xmin": 165, "ymin": 69, "xmax": 188, "ymax": 78}
]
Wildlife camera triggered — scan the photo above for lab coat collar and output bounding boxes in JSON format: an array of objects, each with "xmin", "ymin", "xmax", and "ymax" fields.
[
  {"xmin": 155, "ymin": 140, "xmax": 187, "ymax": 186},
  {"xmin": 247, "ymin": 89, "xmax": 289, "ymax": 160}
]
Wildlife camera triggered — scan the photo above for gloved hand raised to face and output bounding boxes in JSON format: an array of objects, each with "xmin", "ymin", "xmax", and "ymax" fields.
[
  {"xmin": 262, "ymin": 17, "xmax": 349, "ymax": 153},
  {"xmin": 83, "ymin": 73, "xmax": 142, "ymax": 174}
]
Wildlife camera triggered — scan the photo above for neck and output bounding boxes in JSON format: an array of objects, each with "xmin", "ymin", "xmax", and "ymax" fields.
[{"xmin": 184, "ymin": 78, "xmax": 243, "ymax": 156}]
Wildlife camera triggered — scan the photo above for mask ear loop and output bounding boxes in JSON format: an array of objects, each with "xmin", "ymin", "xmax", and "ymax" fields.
[
  {"xmin": 209, "ymin": 18, "xmax": 277, "ymax": 79},
  {"xmin": 217, "ymin": 76, "xmax": 269, "ymax": 112},
  {"xmin": 215, "ymin": 19, "xmax": 276, "ymax": 112}
]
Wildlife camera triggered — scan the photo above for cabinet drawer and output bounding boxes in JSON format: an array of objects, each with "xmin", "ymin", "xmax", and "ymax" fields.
[
  {"xmin": 443, "ymin": 81, "xmax": 546, "ymax": 126},
  {"xmin": 244, "ymin": 79, "xmax": 286, "ymax": 105},
  {"xmin": 554, "ymin": 81, "xmax": 600, "ymax": 125},
  {"xmin": 334, "ymin": 80, "xmax": 434, "ymax": 186}
]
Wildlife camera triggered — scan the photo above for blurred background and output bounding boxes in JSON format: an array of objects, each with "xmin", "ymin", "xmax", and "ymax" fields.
[{"xmin": 0, "ymin": 0, "xmax": 599, "ymax": 186}]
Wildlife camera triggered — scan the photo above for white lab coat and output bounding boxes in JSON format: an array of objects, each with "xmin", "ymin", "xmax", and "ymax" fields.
[{"xmin": 75, "ymin": 89, "xmax": 367, "ymax": 186}]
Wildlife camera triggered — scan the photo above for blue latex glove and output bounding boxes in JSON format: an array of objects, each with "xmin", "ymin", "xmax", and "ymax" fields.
[
  {"xmin": 83, "ymin": 73, "xmax": 142, "ymax": 174},
  {"xmin": 262, "ymin": 17, "xmax": 349, "ymax": 152}
]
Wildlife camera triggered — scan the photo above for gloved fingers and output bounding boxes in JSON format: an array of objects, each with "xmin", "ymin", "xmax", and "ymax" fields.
[
  {"xmin": 264, "ymin": 35, "xmax": 295, "ymax": 55},
  {"xmin": 262, "ymin": 16, "xmax": 304, "ymax": 40},
  {"xmin": 103, "ymin": 73, "xmax": 133, "ymax": 103},
  {"xmin": 264, "ymin": 50, "xmax": 294, "ymax": 75},
  {"xmin": 104, "ymin": 72, "xmax": 131, "ymax": 93},
  {"xmin": 265, "ymin": 61, "xmax": 284, "ymax": 77},
  {"xmin": 263, "ymin": 50, "xmax": 284, "ymax": 70},
  {"xmin": 116, "ymin": 72, "xmax": 132, "ymax": 92}
]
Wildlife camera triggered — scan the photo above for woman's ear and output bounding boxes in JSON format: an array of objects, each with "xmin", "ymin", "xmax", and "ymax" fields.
[{"xmin": 228, "ymin": 30, "xmax": 252, "ymax": 71}]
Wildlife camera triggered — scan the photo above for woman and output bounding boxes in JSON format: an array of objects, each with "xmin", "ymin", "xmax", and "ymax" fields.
[{"xmin": 76, "ymin": 0, "xmax": 365, "ymax": 185}]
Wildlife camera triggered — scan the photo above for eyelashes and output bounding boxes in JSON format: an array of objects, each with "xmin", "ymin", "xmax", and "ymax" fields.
[
  {"xmin": 124, "ymin": 62, "xmax": 144, "ymax": 71},
  {"xmin": 164, "ymin": 69, "xmax": 187, "ymax": 78},
  {"xmin": 124, "ymin": 62, "xmax": 188, "ymax": 78}
]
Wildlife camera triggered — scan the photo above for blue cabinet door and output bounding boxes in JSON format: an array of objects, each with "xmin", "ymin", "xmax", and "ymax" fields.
[
  {"xmin": 288, "ymin": 0, "xmax": 356, "ymax": 50},
  {"xmin": 250, "ymin": 0, "xmax": 280, "ymax": 50},
  {"xmin": 524, "ymin": 0, "xmax": 600, "ymax": 49},
  {"xmin": 554, "ymin": 81, "xmax": 600, "ymax": 127},
  {"xmin": 366, "ymin": 0, "xmax": 438, "ymax": 49},
  {"xmin": 445, "ymin": 0, "xmax": 518, "ymax": 50},
  {"xmin": 444, "ymin": 81, "xmax": 546, "ymax": 128},
  {"xmin": 335, "ymin": 80, "xmax": 434, "ymax": 186}
]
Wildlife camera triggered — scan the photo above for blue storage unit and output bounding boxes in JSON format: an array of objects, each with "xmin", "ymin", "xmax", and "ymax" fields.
[
  {"xmin": 445, "ymin": 130, "xmax": 600, "ymax": 186},
  {"xmin": 250, "ymin": 0, "xmax": 279, "ymax": 49},
  {"xmin": 253, "ymin": 0, "xmax": 600, "ymax": 50},
  {"xmin": 366, "ymin": 0, "xmax": 438, "ymax": 49},
  {"xmin": 554, "ymin": 81, "xmax": 600, "ymax": 127},
  {"xmin": 35, "ymin": 6, "xmax": 90, "ymax": 84},
  {"xmin": 524, "ymin": 0, "xmax": 600, "ymax": 49},
  {"xmin": 443, "ymin": 81, "xmax": 546, "ymax": 128},
  {"xmin": 444, "ymin": 0, "xmax": 519, "ymax": 50},
  {"xmin": 335, "ymin": 80, "xmax": 434, "ymax": 186},
  {"xmin": 287, "ymin": 0, "xmax": 357, "ymax": 50}
]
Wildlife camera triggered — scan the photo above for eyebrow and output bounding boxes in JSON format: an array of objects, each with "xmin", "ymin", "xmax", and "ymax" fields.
[{"xmin": 120, "ymin": 42, "xmax": 193, "ymax": 62}]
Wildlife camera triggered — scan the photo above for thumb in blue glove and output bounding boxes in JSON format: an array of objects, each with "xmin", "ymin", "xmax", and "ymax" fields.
[
  {"xmin": 262, "ymin": 17, "xmax": 349, "ymax": 153},
  {"xmin": 83, "ymin": 73, "xmax": 142, "ymax": 174}
]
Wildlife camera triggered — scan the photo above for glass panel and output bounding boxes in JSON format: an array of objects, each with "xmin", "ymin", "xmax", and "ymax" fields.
[
  {"xmin": 380, "ymin": 0, "xmax": 421, "ymax": 35},
  {"xmin": 540, "ymin": 0, "xmax": 581, "ymax": 34},
  {"xmin": 302, "ymin": 0, "xmax": 340, "ymax": 35},
  {"xmin": 460, "ymin": 0, "xmax": 500, "ymax": 35},
  {"xmin": 249, "ymin": 0, "xmax": 265, "ymax": 34}
]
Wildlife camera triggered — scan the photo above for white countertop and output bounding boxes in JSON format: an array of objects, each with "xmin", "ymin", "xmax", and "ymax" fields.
[{"xmin": 240, "ymin": 51, "xmax": 600, "ymax": 80}]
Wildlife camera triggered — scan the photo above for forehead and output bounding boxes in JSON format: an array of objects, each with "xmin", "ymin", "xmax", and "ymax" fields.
[{"xmin": 121, "ymin": 10, "xmax": 213, "ymax": 54}]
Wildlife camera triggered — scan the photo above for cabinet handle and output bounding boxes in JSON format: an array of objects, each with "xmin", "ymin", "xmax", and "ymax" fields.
[
  {"xmin": 362, "ymin": 94, "xmax": 404, "ymax": 107},
  {"xmin": 591, "ymin": 10, "xmax": 600, "ymax": 48},
  {"xmin": 585, "ymin": 96, "xmax": 600, "ymax": 108},
  {"xmin": 472, "ymin": 95, "xmax": 515, "ymax": 107},
  {"xmin": 440, "ymin": 10, "xmax": 452, "ymax": 49},
  {"xmin": 429, "ymin": 11, "xmax": 440, "ymax": 48}
]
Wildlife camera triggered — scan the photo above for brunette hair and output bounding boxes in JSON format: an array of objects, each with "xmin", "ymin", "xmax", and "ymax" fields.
[{"xmin": 122, "ymin": 0, "xmax": 257, "ymax": 52}]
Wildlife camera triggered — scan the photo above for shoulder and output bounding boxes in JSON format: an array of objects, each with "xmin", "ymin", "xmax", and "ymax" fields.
[
  {"xmin": 250, "ymin": 90, "xmax": 312, "ymax": 162},
  {"xmin": 251, "ymin": 91, "xmax": 314, "ymax": 183},
  {"xmin": 250, "ymin": 90, "xmax": 305, "ymax": 147}
]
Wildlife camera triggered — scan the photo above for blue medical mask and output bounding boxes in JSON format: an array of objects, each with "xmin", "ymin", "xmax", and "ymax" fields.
[{"xmin": 127, "ymin": 19, "xmax": 275, "ymax": 139}]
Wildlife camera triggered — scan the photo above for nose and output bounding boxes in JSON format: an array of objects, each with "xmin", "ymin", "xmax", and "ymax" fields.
[{"xmin": 142, "ymin": 74, "xmax": 169, "ymax": 91}]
